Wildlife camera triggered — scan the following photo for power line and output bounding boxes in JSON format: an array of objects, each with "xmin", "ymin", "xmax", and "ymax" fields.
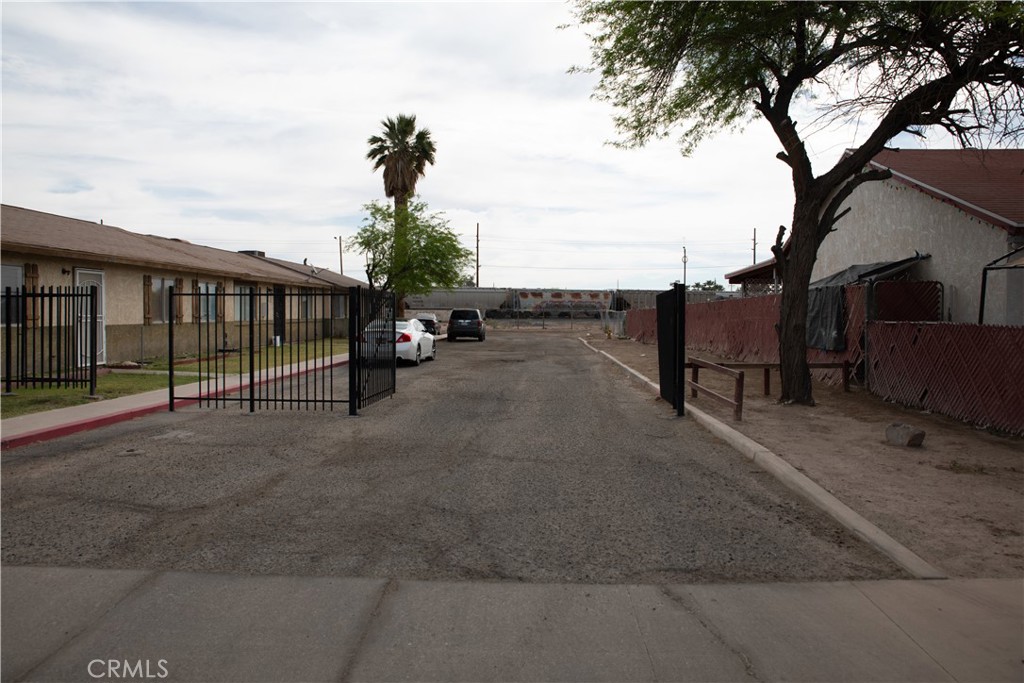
[{"xmin": 484, "ymin": 264, "xmax": 740, "ymax": 271}]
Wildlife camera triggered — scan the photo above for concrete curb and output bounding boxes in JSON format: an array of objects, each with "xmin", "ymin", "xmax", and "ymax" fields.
[
  {"xmin": 1, "ymin": 356, "xmax": 351, "ymax": 450},
  {"xmin": 579, "ymin": 337, "xmax": 947, "ymax": 580},
  {"xmin": 2, "ymin": 402, "xmax": 180, "ymax": 450}
]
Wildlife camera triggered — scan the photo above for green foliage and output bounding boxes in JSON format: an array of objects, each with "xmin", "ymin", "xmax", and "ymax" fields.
[
  {"xmin": 573, "ymin": 2, "xmax": 1023, "ymax": 155},
  {"xmin": 348, "ymin": 199, "xmax": 474, "ymax": 300},
  {"xmin": 687, "ymin": 279, "xmax": 725, "ymax": 292},
  {"xmin": 366, "ymin": 114, "xmax": 437, "ymax": 209}
]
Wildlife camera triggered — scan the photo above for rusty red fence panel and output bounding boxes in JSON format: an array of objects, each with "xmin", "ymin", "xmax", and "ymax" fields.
[
  {"xmin": 625, "ymin": 308, "xmax": 658, "ymax": 344},
  {"xmin": 685, "ymin": 295, "xmax": 781, "ymax": 362},
  {"xmin": 867, "ymin": 322, "xmax": 1024, "ymax": 436},
  {"xmin": 625, "ymin": 281, "xmax": 944, "ymax": 387}
]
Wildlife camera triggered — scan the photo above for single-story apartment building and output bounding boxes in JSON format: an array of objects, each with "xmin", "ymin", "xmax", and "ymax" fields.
[{"xmin": 1, "ymin": 204, "xmax": 365, "ymax": 364}]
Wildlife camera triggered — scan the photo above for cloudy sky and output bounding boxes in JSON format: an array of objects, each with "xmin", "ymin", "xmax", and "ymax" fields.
[{"xmin": 3, "ymin": 1, "xmax": 943, "ymax": 291}]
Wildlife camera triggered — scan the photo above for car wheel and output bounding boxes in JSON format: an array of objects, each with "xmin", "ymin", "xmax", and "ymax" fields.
[
  {"xmin": 447, "ymin": 334, "xmax": 455, "ymax": 342},
  {"xmin": 413, "ymin": 346, "xmax": 421, "ymax": 366},
  {"xmin": 478, "ymin": 334, "xmax": 485, "ymax": 342},
  {"xmin": 429, "ymin": 341, "xmax": 437, "ymax": 360}
]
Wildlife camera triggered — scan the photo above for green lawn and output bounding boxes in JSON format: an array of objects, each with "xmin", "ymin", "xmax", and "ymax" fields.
[
  {"xmin": 151, "ymin": 338, "xmax": 349, "ymax": 375},
  {"xmin": 1, "ymin": 339, "xmax": 349, "ymax": 419},
  {"xmin": 1, "ymin": 373, "xmax": 199, "ymax": 419}
]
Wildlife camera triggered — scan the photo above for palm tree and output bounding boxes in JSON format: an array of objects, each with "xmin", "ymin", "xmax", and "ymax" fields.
[{"xmin": 366, "ymin": 114, "xmax": 436, "ymax": 212}]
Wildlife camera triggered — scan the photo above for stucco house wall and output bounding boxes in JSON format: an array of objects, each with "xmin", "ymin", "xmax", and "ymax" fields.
[
  {"xmin": 2, "ymin": 249, "xmax": 340, "ymax": 363},
  {"xmin": 1, "ymin": 205, "xmax": 365, "ymax": 366},
  {"xmin": 812, "ymin": 177, "xmax": 1021, "ymax": 325}
]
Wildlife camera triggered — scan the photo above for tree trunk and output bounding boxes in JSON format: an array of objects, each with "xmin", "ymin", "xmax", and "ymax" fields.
[{"xmin": 777, "ymin": 201, "xmax": 823, "ymax": 405}]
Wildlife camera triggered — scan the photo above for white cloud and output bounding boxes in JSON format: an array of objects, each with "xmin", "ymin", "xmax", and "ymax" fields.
[{"xmin": 1, "ymin": 1, "xmax": 960, "ymax": 291}]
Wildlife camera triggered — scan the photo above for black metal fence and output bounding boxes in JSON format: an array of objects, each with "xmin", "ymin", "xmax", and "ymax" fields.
[
  {"xmin": 350, "ymin": 287, "xmax": 397, "ymax": 411},
  {"xmin": 2, "ymin": 286, "xmax": 98, "ymax": 394},
  {"xmin": 167, "ymin": 286, "xmax": 395, "ymax": 415}
]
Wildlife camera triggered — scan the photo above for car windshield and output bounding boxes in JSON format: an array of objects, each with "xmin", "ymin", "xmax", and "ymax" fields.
[{"xmin": 452, "ymin": 310, "xmax": 479, "ymax": 320}]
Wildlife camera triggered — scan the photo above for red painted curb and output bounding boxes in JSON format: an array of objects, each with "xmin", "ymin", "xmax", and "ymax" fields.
[
  {"xmin": 2, "ymin": 359, "xmax": 352, "ymax": 450},
  {"xmin": 1, "ymin": 400, "xmax": 190, "ymax": 450}
]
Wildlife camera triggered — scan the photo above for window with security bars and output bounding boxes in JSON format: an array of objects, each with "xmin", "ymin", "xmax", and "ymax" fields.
[{"xmin": 1, "ymin": 264, "xmax": 24, "ymax": 325}]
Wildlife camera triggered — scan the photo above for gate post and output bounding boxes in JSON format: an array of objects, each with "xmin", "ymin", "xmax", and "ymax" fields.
[
  {"xmin": 168, "ymin": 286, "xmax": 176, "ymax": 411},
  {"xmin": 348, "ymin": 286, "xmax": 359, "ymax": 415},
  {"xmin": 88, "ymin": 286, "xmax": 98, "ymax": 397},
  {"xmin": 4, "ymin": 287, "xmax": 12, "ymax": 394},
  {"xmin": 248, "ymin": 287, "xmax": 256, "ymax": 413},
  {"xmin": 674, "ymin": 282, "xmax": 685, "ymax": 418}
]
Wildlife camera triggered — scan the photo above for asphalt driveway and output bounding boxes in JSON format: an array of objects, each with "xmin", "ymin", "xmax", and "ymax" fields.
[{"xmin": 1, "ymin": 331, "xmax": 902, "ymax": 583}]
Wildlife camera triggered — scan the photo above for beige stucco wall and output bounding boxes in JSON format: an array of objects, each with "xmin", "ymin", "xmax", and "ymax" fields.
[
  {"xmin": 1, "ymin": 253, "xmax": 335, "ymax": 326},
  {"xmin": 2, "ymin": 252, "xmax": 346, "ymax": 363},
  {"xmin": 812, "ymin": 179, "xmax": 1021, "ymax": 325}
]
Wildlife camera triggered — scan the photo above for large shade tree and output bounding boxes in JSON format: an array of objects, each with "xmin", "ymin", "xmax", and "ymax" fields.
[
  {"xmin": 366, "ymin": 114, "xmax": 437, "ymax": 213},
  {"xmin": 348, "ymin": 199, "xmax": 473, "ymax": 312},
  {"xmin": 573, "ymin": 1, "xmax": 1023, "ymax": 404}
]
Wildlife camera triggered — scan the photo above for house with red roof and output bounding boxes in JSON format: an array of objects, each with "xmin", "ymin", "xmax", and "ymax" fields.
[{"xmin": 728, "ymin": 149, "xmax": 1023, "ymax": 326}]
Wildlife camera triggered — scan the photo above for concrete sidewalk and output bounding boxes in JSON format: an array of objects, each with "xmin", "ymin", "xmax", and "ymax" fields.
[
  {"xmin": 2, "ymin": 566, "xmax": 1020, "ymax": 682},
  {"xmin": 0, "ymin": 354, "xmax": 350, "ymax": 449}
]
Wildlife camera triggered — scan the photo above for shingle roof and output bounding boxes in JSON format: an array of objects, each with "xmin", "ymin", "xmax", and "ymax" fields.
[
  {"xmin": 869, "ymin": 149, "xmax": 1023, "ymax": 230},
  {"xmin": 257, "ymin": 255, "xmax": 366, "ymax": 289},
  {"xmin": 1, "ymin": 204, "xmax": 363, "ymax": 288}
]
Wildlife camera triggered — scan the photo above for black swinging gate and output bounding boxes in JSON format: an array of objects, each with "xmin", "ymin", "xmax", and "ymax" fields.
[
  {"xmin": 656, "ymin": 283, "xmax": 686, "ymax": 417},
  {"xmin": 349, "ymin": 286, "xmax": 397, "ymax": 411},
  {"xmin": 168, "ymin": 286, "xmax": 395, "ymax": 415}
]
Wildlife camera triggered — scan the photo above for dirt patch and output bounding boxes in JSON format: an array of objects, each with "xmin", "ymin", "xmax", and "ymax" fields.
[{"xmin": 580, "ymin": 333, "xmax": 1024, "ymax": 579}]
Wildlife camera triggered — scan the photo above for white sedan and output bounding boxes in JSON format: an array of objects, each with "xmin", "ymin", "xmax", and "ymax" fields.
[{"xmin": 395, "ymin": 319, "xmax": 437, "ymax": 366}]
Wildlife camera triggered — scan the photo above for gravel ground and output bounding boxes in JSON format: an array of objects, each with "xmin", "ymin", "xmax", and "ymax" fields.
[
  {"xmin": 580, "ymin": 331, "xmax": 1024, "ymax": 579},
  {"xmin": 2, "ymin": 330, "xmax": 903, "ymax": 584}
]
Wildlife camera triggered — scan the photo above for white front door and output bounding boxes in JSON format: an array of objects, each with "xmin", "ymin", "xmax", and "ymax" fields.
[{"xmin": 75, "ymin": 269, "xmax": 106, "ymax": 366}]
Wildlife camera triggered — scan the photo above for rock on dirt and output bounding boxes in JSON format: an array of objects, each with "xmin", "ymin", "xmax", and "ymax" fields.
[{"xmin": 886, "ymin": 423, "xmax": 926, "ymax": 447}]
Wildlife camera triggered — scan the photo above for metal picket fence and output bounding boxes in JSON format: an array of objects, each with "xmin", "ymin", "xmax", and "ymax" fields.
[
  {"xmin": 2, "ymin": 286, "xmax": 98, "ymax": 395},
  {"xmin": 167, "ymin": 286, "xmax": 395, "ymax": 415}
]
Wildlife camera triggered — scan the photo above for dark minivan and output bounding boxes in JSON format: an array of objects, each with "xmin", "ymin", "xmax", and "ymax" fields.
[{"xmin": 447, "ymin": 308, "xmax": 486, "ymax": 341}]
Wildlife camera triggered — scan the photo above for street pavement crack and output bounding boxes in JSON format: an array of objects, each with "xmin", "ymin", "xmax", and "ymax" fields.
[
  {"xmin": 626, "ymin": 586, "xmax": 659, "ymax": 681},
  {"xmin": 851, "ymin": 581, "xmax": 957, "ymax": 682},
  {"xmin": 657, "ymin": 585, "xmax": 764, "ymax": 682},
  {"xmin": 337, "ymin": 578, "xmax": 397, "ymax": 683},
  {"xmin": 15, "ymin": 569, "xmax": 162, "ymax": 683}
]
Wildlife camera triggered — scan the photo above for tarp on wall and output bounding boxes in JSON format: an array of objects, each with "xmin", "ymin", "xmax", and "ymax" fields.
[{"xmin": 807, "ymin": 253, "xmax": 930, "ymax": 351}]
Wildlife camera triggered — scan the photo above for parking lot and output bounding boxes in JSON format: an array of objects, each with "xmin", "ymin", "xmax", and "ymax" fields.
[{"xmin": 2, "ymin": 330, "xmax": 903, "ymax": 584}]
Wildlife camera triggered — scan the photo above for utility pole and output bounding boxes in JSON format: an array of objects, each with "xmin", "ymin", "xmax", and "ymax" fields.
[
  {"xmin": 682, "ymin": 245, "xmax": 688, "ymax": 288},
  {"xmin": 752, "ymin": 228, "xmax": 758, "ymax": 264},
  {"xmin": 334, "ymin": 236, "xmax": 344, "ymax": 274},
  {"xmin": 476, "ymin": 222, "xmax": 480, "ymax": 288}
]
